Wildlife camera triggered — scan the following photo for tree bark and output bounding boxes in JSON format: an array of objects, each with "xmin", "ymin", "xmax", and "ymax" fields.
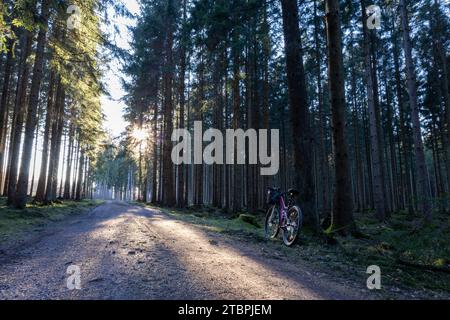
[
  {"xmin": 75, "ymin": 151, "xmax": 85, "ymax": 201},
  {"xmin": 35, "ymin": 71, "xmax": 56, "ymax": 202},
  {"xmin": 400, "ymin": 0, "xmax": 433, "ymax": 221},
  {"xmin": 325, "ymin": 0, "xmax": 356, "ymax": 234},
  {"xmin": 361, "ymin": 0, "xmax": 386, "ymax": 221},
  {"xmin": 151, "ymin": 103, "xmax": 159, "ymax": 204},
  {"xmin": 0, "ymin": 38, "xmax": 13, "ymax": 194},
  {"xmin": 231, "ymin": 32, "xmax": 241, "ymax": 214},
  {"xmin": 280, "ymin": 0, "xmax": 318, "ymax": 229},
  {"xmin": 177, "ymin": 0, "xmax": 187, "ymax": 207},
  {"xmin": 63, "ymin": 113, "xmax": 75, "ymax": 199},
  {"xmin": 314, "ymin": 0, "xmax": 330, "ymax": 218},
  {"xmin": 6, "ymin": 31, "xmax": 33, "ymax": 205},
  {"xmin": 162, "ymin": 0, "xmax": 176, "ymax": 206},
  {"xmin": 14, "ymin": 0, "xmax": 51, "ymax": 208},
  {"xmin": 45, "ymin": 80, "xmax": 65, "ymax": 203},
  {"xmin": 50, "ymin": 91, "xmax": 65, "ymax": 202},
  {"xmin": 391, "ymin": 23, "xmax": 414, "ymax": 213}
]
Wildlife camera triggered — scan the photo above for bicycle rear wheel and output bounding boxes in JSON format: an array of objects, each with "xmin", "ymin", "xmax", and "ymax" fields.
[
  {"xmin": 264, "ymin": 205, "xmax": 280, "ymax": 239},
  {"xmin": 282, "ymin": 205, "xmax": 302, "ymax": 246}
]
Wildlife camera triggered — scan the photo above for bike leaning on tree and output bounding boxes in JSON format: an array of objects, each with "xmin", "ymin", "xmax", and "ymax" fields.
[{"xmin": 264, "ymin": 187, "xmax": 303, "ymax": 246}]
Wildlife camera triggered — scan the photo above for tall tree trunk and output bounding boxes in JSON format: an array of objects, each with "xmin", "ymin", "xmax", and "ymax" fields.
[
  {"xmin": 432, "ymin": 0, "xmax": 450, "ymax": 206},
  {"xmin": 29, "ymin": 102, "xmax": 43, "ymax": 196},
  {"xmin": 63, "ymin": 113, "xmax": 75, "ymax": 199},
  {"xmin": 177, "ymin": 0, "xmax": 187, "ymax": 207},
  {"xmin": 6, "ymin": 31, "xmax": 33, "ymax": 205},
  {"xmin": 280, "ymin": 0, "xmax": 318, "ymax": 230},
  {"xmin": 223, "ymin": 59, "xmax": 230, "ymax": 212},
  {"xmin": 361, "ymin": 0, "xmax": 386, "ymax": 221},
  {"xmin": 185, "ymin": 80, "xmax": 191, "ymax": 206},
  {"xmin": 35, "ymin": 71, "xmax": 56, "ymax": 202},
  {"xmin": 151, "ymin": 103, "xmax": 159, "ymax": 204},
  {"xmin": 75, "ymin": 151, "xmax": 85, "ymax": 201},
  {"xmin": 162, "ymin": 0, "xmax": 176, "ymax": 206},
  {"xmin": 143, "ymin": 159, "xmax": 149, "ymax": 203},
  {"xmin": 245, "ymin": 23, "xmax": 259, "ymax": 214},
  {"xmin": 50, "ymin": 94, "xmax": 65, "ymax": 201},
  {"xmin": 0, "ymin": 38, "xmax": 14, "ymax": 194},
  {"xmin": 14, "ymin": 0, "xmax": 51, "ymax": 208},
  {"xmin": 212, "ymin": 54, "xmax": 222, "ymax": 208},
  {"xmin": 59, "ymin": 134, "xmax": 67, "ymax": 198},
  {"xmin": 261, "ymin": 0, "xmax": 271, "ymax": 201},
  {"xmin": 71, "ymin": 140, "xmax": 80, "ymax": 199},
  {"xmin": 325, "ymin": 0, "xmax": 356, "ymax": 234},
  {"xmin": 370, "ymin": 29, "xmax": 390, "ymax": 214},
  {"xmin": 400, "ymin": 0, "xmax": 433, "ymax": 221},
  {"xmin": 45, "ymin": 80, "xmax": 64, "ymax": 203},
  {"xmin": 314, "ymin": 0, "xmax": 330, "ymax": 218},
  {"xmin": 391, "ymin": 23, "xmax": 414, "ymax": 213},
  {"xmin": 231, "ymin": 32, "xmax": 241, "ymax": 214},
  {"xmin": 382, "ymin": 56, "xmax": 399, "ymax": 213},
  {"xmin": 350, "ymin": 33, "xmax": 364, "ymax": 212}
]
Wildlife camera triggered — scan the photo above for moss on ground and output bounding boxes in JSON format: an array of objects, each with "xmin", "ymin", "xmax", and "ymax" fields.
[
  {"xmin": 328, "ymin": 211, "xmax": 450, "ymax": 293},
  {"xmin": 0, "ymin": 198, "xmax": 103, "ymax": 241},
  {"xmin": 147, "ymin": 205, "xmax": 265, "ymax": 239},
  {"xmin": 147, "ymin": 203, "xmax": 450, "ymax": 296}
]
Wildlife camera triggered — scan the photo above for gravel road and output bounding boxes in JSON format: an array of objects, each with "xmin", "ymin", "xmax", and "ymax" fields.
[{"xmin": 0, "ymin": 201, "xmax": 373, "ymax": 300}]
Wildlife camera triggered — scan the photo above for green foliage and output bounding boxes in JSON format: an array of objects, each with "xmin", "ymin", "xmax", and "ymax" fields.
[
  {"xmin": 52, "ymin": 0, "xmax": 106, "ymax": 162},
  {"xmin": 0, "ymin": 2, "xmax": 9, "ymax": 52},
  {"xmin": 0, "ymin": 0, "xmax": 42, "ymax": 53}
]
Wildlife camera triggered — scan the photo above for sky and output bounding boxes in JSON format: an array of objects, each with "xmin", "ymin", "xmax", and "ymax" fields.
[{"xmin": 100, "ymin": 0, "xmax": 140, "ymax": 138}]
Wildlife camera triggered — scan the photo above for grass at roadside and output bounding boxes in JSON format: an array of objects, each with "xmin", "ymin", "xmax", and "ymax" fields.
[
  {"xmin": 0, "ymin": 198, "xmax": 103, "ymax": 242},
  {"xmin": 143, "ymin": 203, "xmax": 450, "ymax": 298},
  {"xmin": 141, "ymin": 204, "xmax": 265, "ymax": 239},
  {"xmin": 297, "ymin": 211, "xmax": 450, "ymax": 298}
]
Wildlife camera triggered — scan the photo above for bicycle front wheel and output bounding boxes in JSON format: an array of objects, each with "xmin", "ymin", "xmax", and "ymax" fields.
[
  {"xmin": 265, "ymin": 205, "xmax": 280, "ymax": 239},
  {"xmin": 282, "ymin": 205, "xmax": 302, "ymax": 246}
]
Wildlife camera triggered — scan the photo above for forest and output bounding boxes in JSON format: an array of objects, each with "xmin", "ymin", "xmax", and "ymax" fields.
[
  {"xmin": 96, "ymin": 0, "xmax": 449, "ymax": 235},
  {"xmin": 0, "ymin": 0, "xmax": 449, "ymax": 299},
  {"xmin": 0, "ymin": 0, "xmax": 449, "ymax": 231}
]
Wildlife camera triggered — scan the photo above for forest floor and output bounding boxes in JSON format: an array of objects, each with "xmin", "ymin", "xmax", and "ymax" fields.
[
  {"xmin": 0, "ymin": 200, "xmax": 448, "ymax": 300},
  {"xmin": 0, "ymin": 198, "xmax": 102, "ymax": 244}
]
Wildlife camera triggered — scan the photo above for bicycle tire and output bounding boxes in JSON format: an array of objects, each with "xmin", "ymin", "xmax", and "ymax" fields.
[
  {"xmin": 264, "ymin": 205, "xmax": 280, "ymax": 239},
  {"xmin": 282, "ymin": 205, "xmax": 302, "ymax": 246}
]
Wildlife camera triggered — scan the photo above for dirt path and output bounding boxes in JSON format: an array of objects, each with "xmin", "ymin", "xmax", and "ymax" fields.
[{"xmin": 0, "ymin": 201, "xmax": 374, "ymax": 300}]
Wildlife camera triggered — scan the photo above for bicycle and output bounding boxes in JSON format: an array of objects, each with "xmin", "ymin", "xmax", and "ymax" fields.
[{"xmin": 264, "ymin": 187, "xmax": 303, "ymax": 246}]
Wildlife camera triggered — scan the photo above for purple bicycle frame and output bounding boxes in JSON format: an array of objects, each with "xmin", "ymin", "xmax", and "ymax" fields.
[{"xmin": 278, "ymin": 194, "xmax": 288, "ymax": 227}]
